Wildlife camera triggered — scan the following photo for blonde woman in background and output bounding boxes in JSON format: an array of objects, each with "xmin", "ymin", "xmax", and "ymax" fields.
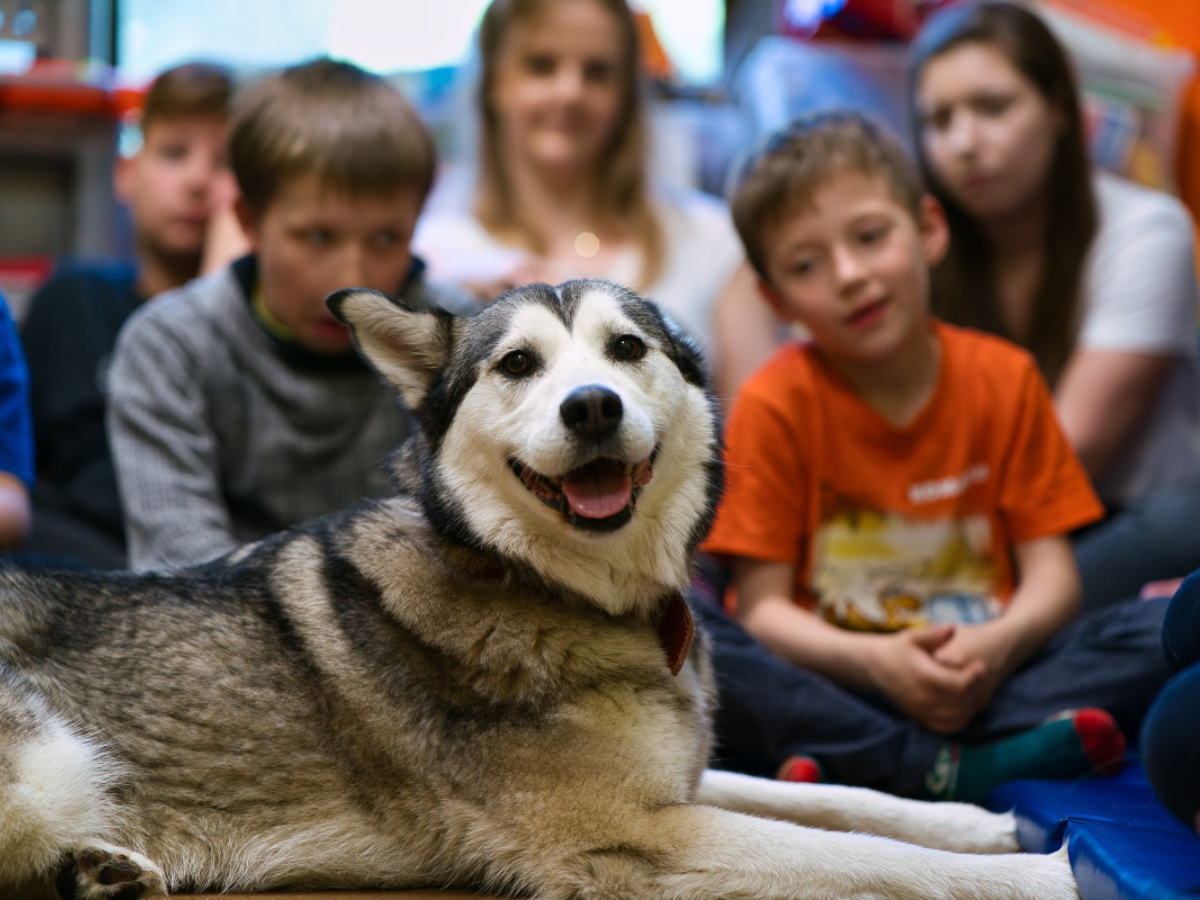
[{"xmin": 414, "ymin": 0, "xmax": 755, "ymax": 357}]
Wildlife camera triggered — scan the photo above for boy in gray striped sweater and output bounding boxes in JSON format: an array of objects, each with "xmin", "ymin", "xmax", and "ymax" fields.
[{"xmin": 108, "ymin": 58, "xmax": 467, "ymax": 571}]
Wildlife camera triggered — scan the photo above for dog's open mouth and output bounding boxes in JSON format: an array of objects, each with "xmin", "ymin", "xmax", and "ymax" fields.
[{"xmin": 509, "ymin": 455, "xmax": 654, "ymax": 531}]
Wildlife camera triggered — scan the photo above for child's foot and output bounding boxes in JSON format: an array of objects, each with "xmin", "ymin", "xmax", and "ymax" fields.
[
  {"xmin": 921, "ymin": 707, "xmax": 1126, "ymax": 804},
  {"xmin": 777, "ymin": 754, "xmax": 824, "ymax": 783}
]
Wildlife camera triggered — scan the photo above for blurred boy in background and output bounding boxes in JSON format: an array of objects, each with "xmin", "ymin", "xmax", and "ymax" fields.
[
  {"xmin": 697, "ymin": 111, "xmax": 1169, "ymax": 803},
  {"xmin": 21, "ymin": 61, "xmax": 237, "ymax": 568}
]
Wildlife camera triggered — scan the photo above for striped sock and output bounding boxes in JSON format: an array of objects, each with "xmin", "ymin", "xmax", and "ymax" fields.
[{"xmin": 921, "ymin": 708, "xmax": 1126, "ymax": 804}]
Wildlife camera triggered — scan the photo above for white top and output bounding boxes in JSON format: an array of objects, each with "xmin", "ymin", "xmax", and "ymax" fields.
[
  {"xmin": 413, "ymin": 172, "xmax": 744, "ymax": 351},
  {"xmin": 1080, "ymin": 171, "xmax": 1200, "ymax": 505}
]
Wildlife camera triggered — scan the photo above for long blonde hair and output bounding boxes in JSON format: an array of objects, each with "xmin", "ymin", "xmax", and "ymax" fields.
[{"xmin": 474, "ymin": 0, "xmax": 664, "ymax": 289}]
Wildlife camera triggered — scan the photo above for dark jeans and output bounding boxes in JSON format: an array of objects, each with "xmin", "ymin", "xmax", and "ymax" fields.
[
  {"xmin": 1074, "ymin": 488, "xmax": 1200, "ymax": 613},
  {"xmin": 693, "ymin": 595, "xmax": 1171, "ymax": 797}
]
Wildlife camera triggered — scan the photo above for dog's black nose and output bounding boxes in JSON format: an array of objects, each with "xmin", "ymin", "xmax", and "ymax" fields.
[{"xmin": 561, "ymin": 385, "xmax": 623, "ymax": 441}]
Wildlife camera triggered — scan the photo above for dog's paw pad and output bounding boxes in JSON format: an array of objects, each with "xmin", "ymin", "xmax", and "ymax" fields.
[{"xmin": 56, "ymin": 845, "xmax": 167, "ymax": 900}]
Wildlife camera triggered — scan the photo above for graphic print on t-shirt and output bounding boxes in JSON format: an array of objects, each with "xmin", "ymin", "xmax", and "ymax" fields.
[{"xmin": 810, "ymin": 491, "xmax": 1000, "ymax": 632}]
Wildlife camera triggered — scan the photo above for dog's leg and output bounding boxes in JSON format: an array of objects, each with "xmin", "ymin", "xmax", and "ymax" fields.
[
  {"xmin": 696, "ymin": 768, "xmax": 1020, "ymax": 854},
  {"xmin": 539, "ymin": 804, "xmax": 1076, "ymax": 900},
  {"xmin": 0, "ymin": 677, "xmax": 159, "ymax": 898}
]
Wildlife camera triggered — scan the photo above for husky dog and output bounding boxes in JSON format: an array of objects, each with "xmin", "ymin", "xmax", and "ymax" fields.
[{"xmin": 0, "ymin": 281, "xmax": 1076, "ymax": 899}]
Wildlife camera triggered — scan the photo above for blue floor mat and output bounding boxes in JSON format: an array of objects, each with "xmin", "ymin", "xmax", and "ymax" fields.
[{"xmin": 990, "ymin": 759, "xmax": 1200, "ymax": 899}]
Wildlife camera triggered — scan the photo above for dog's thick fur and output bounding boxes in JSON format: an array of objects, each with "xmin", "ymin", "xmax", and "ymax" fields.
[{"xmin": 0, "ymin": 281, "xmax": 1077, "ymax": 899}]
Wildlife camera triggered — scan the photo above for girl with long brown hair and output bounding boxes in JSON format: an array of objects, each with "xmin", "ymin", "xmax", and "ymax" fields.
[{"xmin": 910, "ymin": 0, "xmax": 1200, "ymax": 610}]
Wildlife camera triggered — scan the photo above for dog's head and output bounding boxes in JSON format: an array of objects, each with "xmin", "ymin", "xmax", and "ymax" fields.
[{"xmin": 329, "ymin": 280, "xmax": 722, "ymax": 616}]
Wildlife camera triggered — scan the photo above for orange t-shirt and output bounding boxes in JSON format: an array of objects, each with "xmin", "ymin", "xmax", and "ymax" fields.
[{"xmin": 703, "ymin": 322, "xmax": 1103, "ymax": 632}]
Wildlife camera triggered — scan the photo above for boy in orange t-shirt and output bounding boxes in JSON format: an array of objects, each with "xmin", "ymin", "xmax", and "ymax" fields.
[{"xmin": 697, "ymin": 111, "xmax": 1172, "ymax": 802}]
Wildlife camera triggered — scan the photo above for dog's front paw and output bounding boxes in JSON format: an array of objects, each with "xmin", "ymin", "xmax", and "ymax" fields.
[
  {"xmin": 55, "ymin": 843, "xmax": 167, "ymax": 900},
  {"xmin": 940, "ymin": 804, "xmax": 1022, "ymax": 854},
  {"xmin": 1013, "ymin": 843, "xmax": 1079, "ymax": 900},
  {"xmin": 1044, "ymin": 843, "xmax": 1081, "ymax": 899}
]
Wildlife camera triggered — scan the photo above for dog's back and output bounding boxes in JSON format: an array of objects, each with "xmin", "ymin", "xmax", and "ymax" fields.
[{"xmin": 0, "ymin": 491, "xmax": 713, "ymax": 893}]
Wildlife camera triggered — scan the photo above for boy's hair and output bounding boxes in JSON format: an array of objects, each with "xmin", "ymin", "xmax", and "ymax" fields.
[
  {"xmin": 729, "ymin": 111, "xmax": 925, "ymax": 281},
  {"xmin": 229, "ymin": 57, "xmax": 435, "ymax": 215},
  {"xmin": 141, "ymin": 61, "xmax": 235, "ymax": 132}
]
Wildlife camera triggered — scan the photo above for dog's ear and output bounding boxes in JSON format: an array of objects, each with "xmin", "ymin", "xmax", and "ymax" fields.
[{"xmin": 327, "ymin": 288, "xmax": 455, "ymax": 410}]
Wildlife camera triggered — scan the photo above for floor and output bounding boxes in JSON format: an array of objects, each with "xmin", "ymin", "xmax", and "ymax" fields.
[{"xmin": 173, "ymin": 893, "xmax": 488, "ymax": 899}]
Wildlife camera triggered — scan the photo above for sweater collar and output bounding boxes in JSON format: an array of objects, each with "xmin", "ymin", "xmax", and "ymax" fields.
[{"xmin": 232, "ymin": 254, "xmax": 427, "ymax": 375}]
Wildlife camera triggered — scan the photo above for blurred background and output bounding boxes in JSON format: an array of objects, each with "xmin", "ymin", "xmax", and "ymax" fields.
[{"xmin": 0, "ymin": 0, "xmax": 1197, "ymax": 319}]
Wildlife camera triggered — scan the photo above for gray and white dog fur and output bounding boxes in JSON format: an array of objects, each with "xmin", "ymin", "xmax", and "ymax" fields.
[{"xmin": 0, "ymin": 280, "xmax": 1077, "ymax": 899}]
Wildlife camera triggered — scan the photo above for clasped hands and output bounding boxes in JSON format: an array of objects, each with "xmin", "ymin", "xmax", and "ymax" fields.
[{"xmin": 866, "ymin": 620, "xmax": 1018, "ymax": 735}]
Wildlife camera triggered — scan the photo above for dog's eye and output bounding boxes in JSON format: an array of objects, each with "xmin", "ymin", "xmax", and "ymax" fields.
[
  {"xmin": 613, "ymin": 335, "xmax": 645, "ymax": 361},
  {"xmin": 501, "ymin": 350, "xmax": 534, "ymax": 377}
]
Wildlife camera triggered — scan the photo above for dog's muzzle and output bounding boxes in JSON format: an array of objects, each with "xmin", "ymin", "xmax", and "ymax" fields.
[
  {"xmin": 510, "ymin": 385, "xmax": 654, "ymax": 532},
  {"xmin": 509, "ymin": 455, "xmax": 654, "ymax": 532}
]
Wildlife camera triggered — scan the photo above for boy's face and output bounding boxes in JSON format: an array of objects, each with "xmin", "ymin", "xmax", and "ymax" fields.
[
  {"xmin": 115, "ymin": 114, "xmax": 230, "ymax": 264},
  {"xmin": 236, "ymin": 172, "xmax": 423, "ymax": 356},
  {"xmin": 757, "ymin": 170, "xmax": 948, "ymax": 368}
]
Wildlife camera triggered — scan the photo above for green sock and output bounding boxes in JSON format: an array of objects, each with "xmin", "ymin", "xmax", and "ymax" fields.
[{"xmin": 920, "ymin": 708, "xmax": 1126, "ymax": 805}]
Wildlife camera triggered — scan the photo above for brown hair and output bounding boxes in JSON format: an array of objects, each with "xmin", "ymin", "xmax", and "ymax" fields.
[
  {"xmin": 140, "ymin": 61, "xmax": 234, "ymax": 133},
  {"xmin": 908, "ymin": 0, "xmax": 1097, "ymax": 386},
  {"xmin": 729, "ymin": 110, "xmax": 926, "ymax": 281},
  {"xmin": 229, "ymin": 57, "xmax": 436, "ymax": 215},
  {"xmin": 474, "ymin": 0, "xmax": 664, "ymax": 288}
]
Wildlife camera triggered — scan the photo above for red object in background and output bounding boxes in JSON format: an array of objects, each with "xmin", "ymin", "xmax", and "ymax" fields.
[
  {"xmin": 775, "ymin": 0, "xmax": 953, "ymax": 42},
  {"xmin": 0, "ymin": 256, "xmax": 54, "ymax": 321},
  {"xmin": 1054, "ymin": 0, "xmax": 1200, "ymax": 250},
  {"xmin": 0, "ymin": 58, "xmax": 122, "ymax": 118},
  {"xmin": 0, "ymin": 256, "xmax": 53, "ymax": 289}
]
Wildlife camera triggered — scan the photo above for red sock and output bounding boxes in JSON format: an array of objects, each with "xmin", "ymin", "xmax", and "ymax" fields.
[
  {"xmin": 777, "ymin": 755, "xmax": 823, "ymax": 783},
  {"xmin": 1071, "ymin": 708, "xmax": 1126, "ymax": 776}
]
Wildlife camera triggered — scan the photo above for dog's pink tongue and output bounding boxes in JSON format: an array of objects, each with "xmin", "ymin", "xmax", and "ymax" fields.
[{"xmin": 562, "ymin": 463, "xmax": 632, "ymax": 519}]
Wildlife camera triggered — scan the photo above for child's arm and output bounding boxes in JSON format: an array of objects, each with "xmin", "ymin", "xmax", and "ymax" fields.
[
  {"xmin": 712, "ymin": 265, "xmax": 783, "ymax": 404},
  {"xmin": 932, "ymin": 534, "xmax": 1081, "ymax": 711},
  {"xmin": 0, "ymin": 471, "xmax": 29, "ymax": 550},
  {"xmin": 0, "ymin": 301, "xmax": 31, "ymax": 550},
  {"xmin": 735, "ymin": 557, "xmax": 986, "ymax": 734},
  {"xmin": 1055, "ymin": 351, "xmax": 1172, "ymax": 479}
]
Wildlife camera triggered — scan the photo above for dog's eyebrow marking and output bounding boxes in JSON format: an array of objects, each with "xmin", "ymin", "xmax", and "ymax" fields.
[
  {"xmin": 556, "ymin": 279, "xmax": 633, "ymax": 331},
  {"xmin": 570, "ymin": 285, "xmax": 646, "ymax": 343},
  {"xmin": 496, "ymin": 305, "xmax": 571, "ymax": 360}
]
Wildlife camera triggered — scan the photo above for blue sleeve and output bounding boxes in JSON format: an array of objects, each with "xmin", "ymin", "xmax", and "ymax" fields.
[{"xmin": 0, "ymin": 294, "xmax": 34, "ymax": 487}]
